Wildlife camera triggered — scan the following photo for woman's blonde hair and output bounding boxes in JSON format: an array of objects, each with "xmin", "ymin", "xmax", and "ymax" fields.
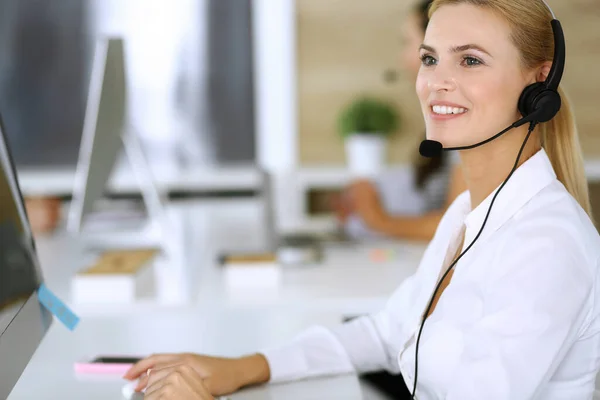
[{"xmin": 428, "ymin": 0, "xmax": 593, "ymax": 219}]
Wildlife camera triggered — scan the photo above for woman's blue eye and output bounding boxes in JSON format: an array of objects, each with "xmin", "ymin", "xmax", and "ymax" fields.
[
  {"xmin": 420, "ymin": 55, "xmax": 437, "ymax": 66},
  {"xmin": 464, "ymin": 56, "xmax": 482, "ymax": 66}
]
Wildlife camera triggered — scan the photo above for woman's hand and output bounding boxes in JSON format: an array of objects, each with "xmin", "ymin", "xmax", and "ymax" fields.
[
  {"xmin": 123, "ymin": 353, "xmax": 270, "ymax": 396},
  {"xmin": 347, "ymin": 180, "xmax": 385, "ymax": 229},
  {"xmin": 330, "ymin": 191, "xmax": 353, "ymax": 224},
  {"xmin": 143, "ymin": 364, "xmax": 214, "ymax": 400},
  {"xmin": 24, "ymin": 197, "xmax": 61, "ymax": 234}
]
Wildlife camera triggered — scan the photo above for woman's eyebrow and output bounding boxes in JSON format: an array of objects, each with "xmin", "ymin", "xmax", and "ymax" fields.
[
  {"xmin": 419, "ymin": 43, "xmax": 493, "ymax": 58},
  {"xmin": 451, "ymin": 44, "xmax": 493, "ymax": 58},
  {"xmin": 419, "ymin": 44, "xmax": 436, "ymax": 53}
]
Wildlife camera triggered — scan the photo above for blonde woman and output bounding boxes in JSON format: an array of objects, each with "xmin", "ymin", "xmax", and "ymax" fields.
[{"xmin": 125, "ymin": 1, "xmax": 600, "ymax": 399}]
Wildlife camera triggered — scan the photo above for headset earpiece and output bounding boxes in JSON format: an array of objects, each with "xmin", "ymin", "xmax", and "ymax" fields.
[
  {"xmin": 518, "ymin": 82, "xmax": 544, "ymax": 117},
  {"xmin": 516, "ymin": 16, "xmax": 565, "ymax": 126},
  {"xmin": 517, "ymin": 82, "xmax": 562, "ymax": 123}
]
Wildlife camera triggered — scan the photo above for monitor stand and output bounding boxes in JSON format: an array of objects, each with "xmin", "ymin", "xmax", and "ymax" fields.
[{"xmin": 76, "ymin": 128, "xmax": 172, "ymax": 254}]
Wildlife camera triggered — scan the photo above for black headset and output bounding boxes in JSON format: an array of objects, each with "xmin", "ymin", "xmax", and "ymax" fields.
[
  {"xmin": 412, "ymin": 1, "xmax": 566, "ymax": 397},
  {"xmin": 517, "ymin": 11, "xmax": 564, "ymax": 127}
]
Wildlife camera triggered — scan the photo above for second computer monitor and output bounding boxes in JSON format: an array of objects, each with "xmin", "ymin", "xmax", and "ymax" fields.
[
  {"xmin": 67, "ymin": 37, "xmax": 168, "ymax": 239},
  {"xmin": 67, "ymin": 37, "xmax": 127, "ymax": 234}
]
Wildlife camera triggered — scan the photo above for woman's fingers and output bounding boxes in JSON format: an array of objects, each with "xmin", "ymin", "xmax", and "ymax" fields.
[
  {"xmin": 140, "ymin": 363, "xmax": 183, "ymax": 392},
  {"xmin": 144, "ymin": 364, "xmax": 213, "ymax": 399},
  {"xmin": 134, "ymin": 370, "xmax": 150, "ymax": 392},
  {"xmin": 123, "ymin": 354, "xmax": 179, "ymax": 380},
  {"xmin": 143, "ymin": 379, "xmax": 170, "ymax": 399}
]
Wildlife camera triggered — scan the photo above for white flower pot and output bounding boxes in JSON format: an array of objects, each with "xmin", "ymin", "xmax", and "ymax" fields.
[{"xmin": 344, "ymin": 134, "xmax": 387, "ymax": 177}]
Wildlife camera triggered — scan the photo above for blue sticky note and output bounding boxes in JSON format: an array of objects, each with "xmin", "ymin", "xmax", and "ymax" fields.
[{"xmin": 37, "ymin": 283, "xmax": 80, "ymax": 331}]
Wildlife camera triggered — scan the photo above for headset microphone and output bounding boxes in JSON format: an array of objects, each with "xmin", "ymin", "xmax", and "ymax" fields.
[
  {"xmin": 418, "ymin": 140, "xmax": 443, "ymax": 158},
  {"xmin": 419, "ymin": 121, "xmax": 518, "ymax": 158},
  {"xmin": 410, "ymin": 2, "xmax": 565, "ymax": 398}
]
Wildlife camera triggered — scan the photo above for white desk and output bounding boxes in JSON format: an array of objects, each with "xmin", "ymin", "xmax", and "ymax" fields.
[
  {"xmin": 8, "ymin": 308, "xmax": 392, "ymax": 400},
  {"xmin": 8, "ymin": 199, "xmax": 422, "ymax": 399}
]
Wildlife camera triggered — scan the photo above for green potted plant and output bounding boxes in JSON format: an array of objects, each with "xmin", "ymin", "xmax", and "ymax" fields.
[{"xmin": 337, "ymin": 96, "xmax": 399, "ymax": 176}]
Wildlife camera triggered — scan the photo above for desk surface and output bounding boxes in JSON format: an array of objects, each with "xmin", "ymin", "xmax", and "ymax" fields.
[
  {"xmin": 9, "ymin": 199, "xmax": 423, "ymax": 399},
  {"xmin": 33, "ymin": 200, "xmax": 425, "ymax": 317},
  {"xmin": 8, "ymin": 308, "xmax": 390, "ymax": 400}
]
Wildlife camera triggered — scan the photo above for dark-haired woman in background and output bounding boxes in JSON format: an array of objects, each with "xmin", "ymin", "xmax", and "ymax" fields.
[{"xmin": 335, "ymin": 0, "xmax": 466, "ymax": 242}]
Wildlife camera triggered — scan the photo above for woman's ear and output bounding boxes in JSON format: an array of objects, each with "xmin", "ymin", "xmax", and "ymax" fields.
[{"xmin": 537, "ymin": 61, "xmax": 553, "ymax": 82}]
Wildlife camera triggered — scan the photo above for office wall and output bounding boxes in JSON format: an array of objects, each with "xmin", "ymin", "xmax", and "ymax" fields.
[
  {"xmin": 591, "ymin": 182, "xmax": 600, "ymax": 229},
  {"xmin": 296, "ymin": 0, "xmax": 600, "ymax": 165},
  {"xmin": 551, "ymin": 0, "xmax": 600, "ymax": 159},
  {"xmin": 297, "ymin": 0, "xmax": 421, "ymax": 166}
]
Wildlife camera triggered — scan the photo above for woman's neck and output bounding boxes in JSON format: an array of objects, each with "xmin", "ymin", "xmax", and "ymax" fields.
[{"xmin": 459, "ymin": 126, "xmax": 542, "ymax": 210}]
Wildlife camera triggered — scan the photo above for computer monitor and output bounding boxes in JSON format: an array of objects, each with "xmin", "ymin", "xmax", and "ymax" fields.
[
  {"xmin": 67, "ymin": 36, "xmax": 127, "ymax": 234},
  {"xmin": 67, "ymin": 36, "xmax": 169, "ymax": 247},
  {"xmin": 0, "ymin": 113, "xmax": 52, "ymax": 399}
]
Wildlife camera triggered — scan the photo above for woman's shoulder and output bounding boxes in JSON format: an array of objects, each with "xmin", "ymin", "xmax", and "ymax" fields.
[
  {"xmin": 500, "ymin": 181, "xmax": 600, "ymax": 277},
  {"xmin": 516, "ymin": 182, "xmax": 598, "ymax": 245}
]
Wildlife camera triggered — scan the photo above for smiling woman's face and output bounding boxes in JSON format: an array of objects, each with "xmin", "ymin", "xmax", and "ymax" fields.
[{"xmin": 416, "ymin": 4, "xmax": 533, "ymax": 148}]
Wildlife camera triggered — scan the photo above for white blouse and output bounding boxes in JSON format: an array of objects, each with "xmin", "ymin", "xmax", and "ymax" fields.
[{"xmin": 261, "ymin": 148, "xmax": 600, "ymax": 399}]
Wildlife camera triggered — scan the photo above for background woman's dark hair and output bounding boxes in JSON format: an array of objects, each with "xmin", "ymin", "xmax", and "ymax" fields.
[
  {"xmin": 415, "ymin": 0, "xmax": 434, "ymax": 31},
  {"xmin": 412, "ymin": 0, "xmax": 446, "ymax": 190}
]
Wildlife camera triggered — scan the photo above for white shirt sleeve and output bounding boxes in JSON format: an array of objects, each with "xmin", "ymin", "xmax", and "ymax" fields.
[
  {"xmin": 445, "ymin": 234, "xmax": 595, "ymax": 400},
  {"xmin": 259, "ymin": 273, "xmax": 418, "ymax": 384},
  {"xmin": 258, "ymin": 325, "xmax": 356, "ymax": 383}
]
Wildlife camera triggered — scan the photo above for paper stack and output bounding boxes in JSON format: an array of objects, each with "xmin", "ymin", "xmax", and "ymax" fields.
[{"xmin": 71, "ymin": 249, "xmax": 158, "ymax": 304}]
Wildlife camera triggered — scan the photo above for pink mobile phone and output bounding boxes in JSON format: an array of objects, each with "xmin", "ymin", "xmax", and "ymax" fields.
[{"xmin": 74, "ymin": 356, "xmax": 142, "ymax": 375}]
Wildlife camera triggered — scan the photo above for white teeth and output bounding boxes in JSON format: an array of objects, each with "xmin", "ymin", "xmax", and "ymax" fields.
[{"xmin": 432, "ymin": 105, "xmax": 467, "ymax": 115}]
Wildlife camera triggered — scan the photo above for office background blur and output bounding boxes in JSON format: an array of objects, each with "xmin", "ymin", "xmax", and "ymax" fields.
[
  {"xmin": 0, "ymin": 0, "xmax": 255, "ymax": 168},
  {"xmin": 0, "ymin": 0, "xmax": 598, "ymax": 223}
]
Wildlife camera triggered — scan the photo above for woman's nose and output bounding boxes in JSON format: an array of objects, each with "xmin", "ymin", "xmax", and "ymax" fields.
[{"xmin": 428, "ymin": 69, "xmax": 458, "ymax": 92}]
